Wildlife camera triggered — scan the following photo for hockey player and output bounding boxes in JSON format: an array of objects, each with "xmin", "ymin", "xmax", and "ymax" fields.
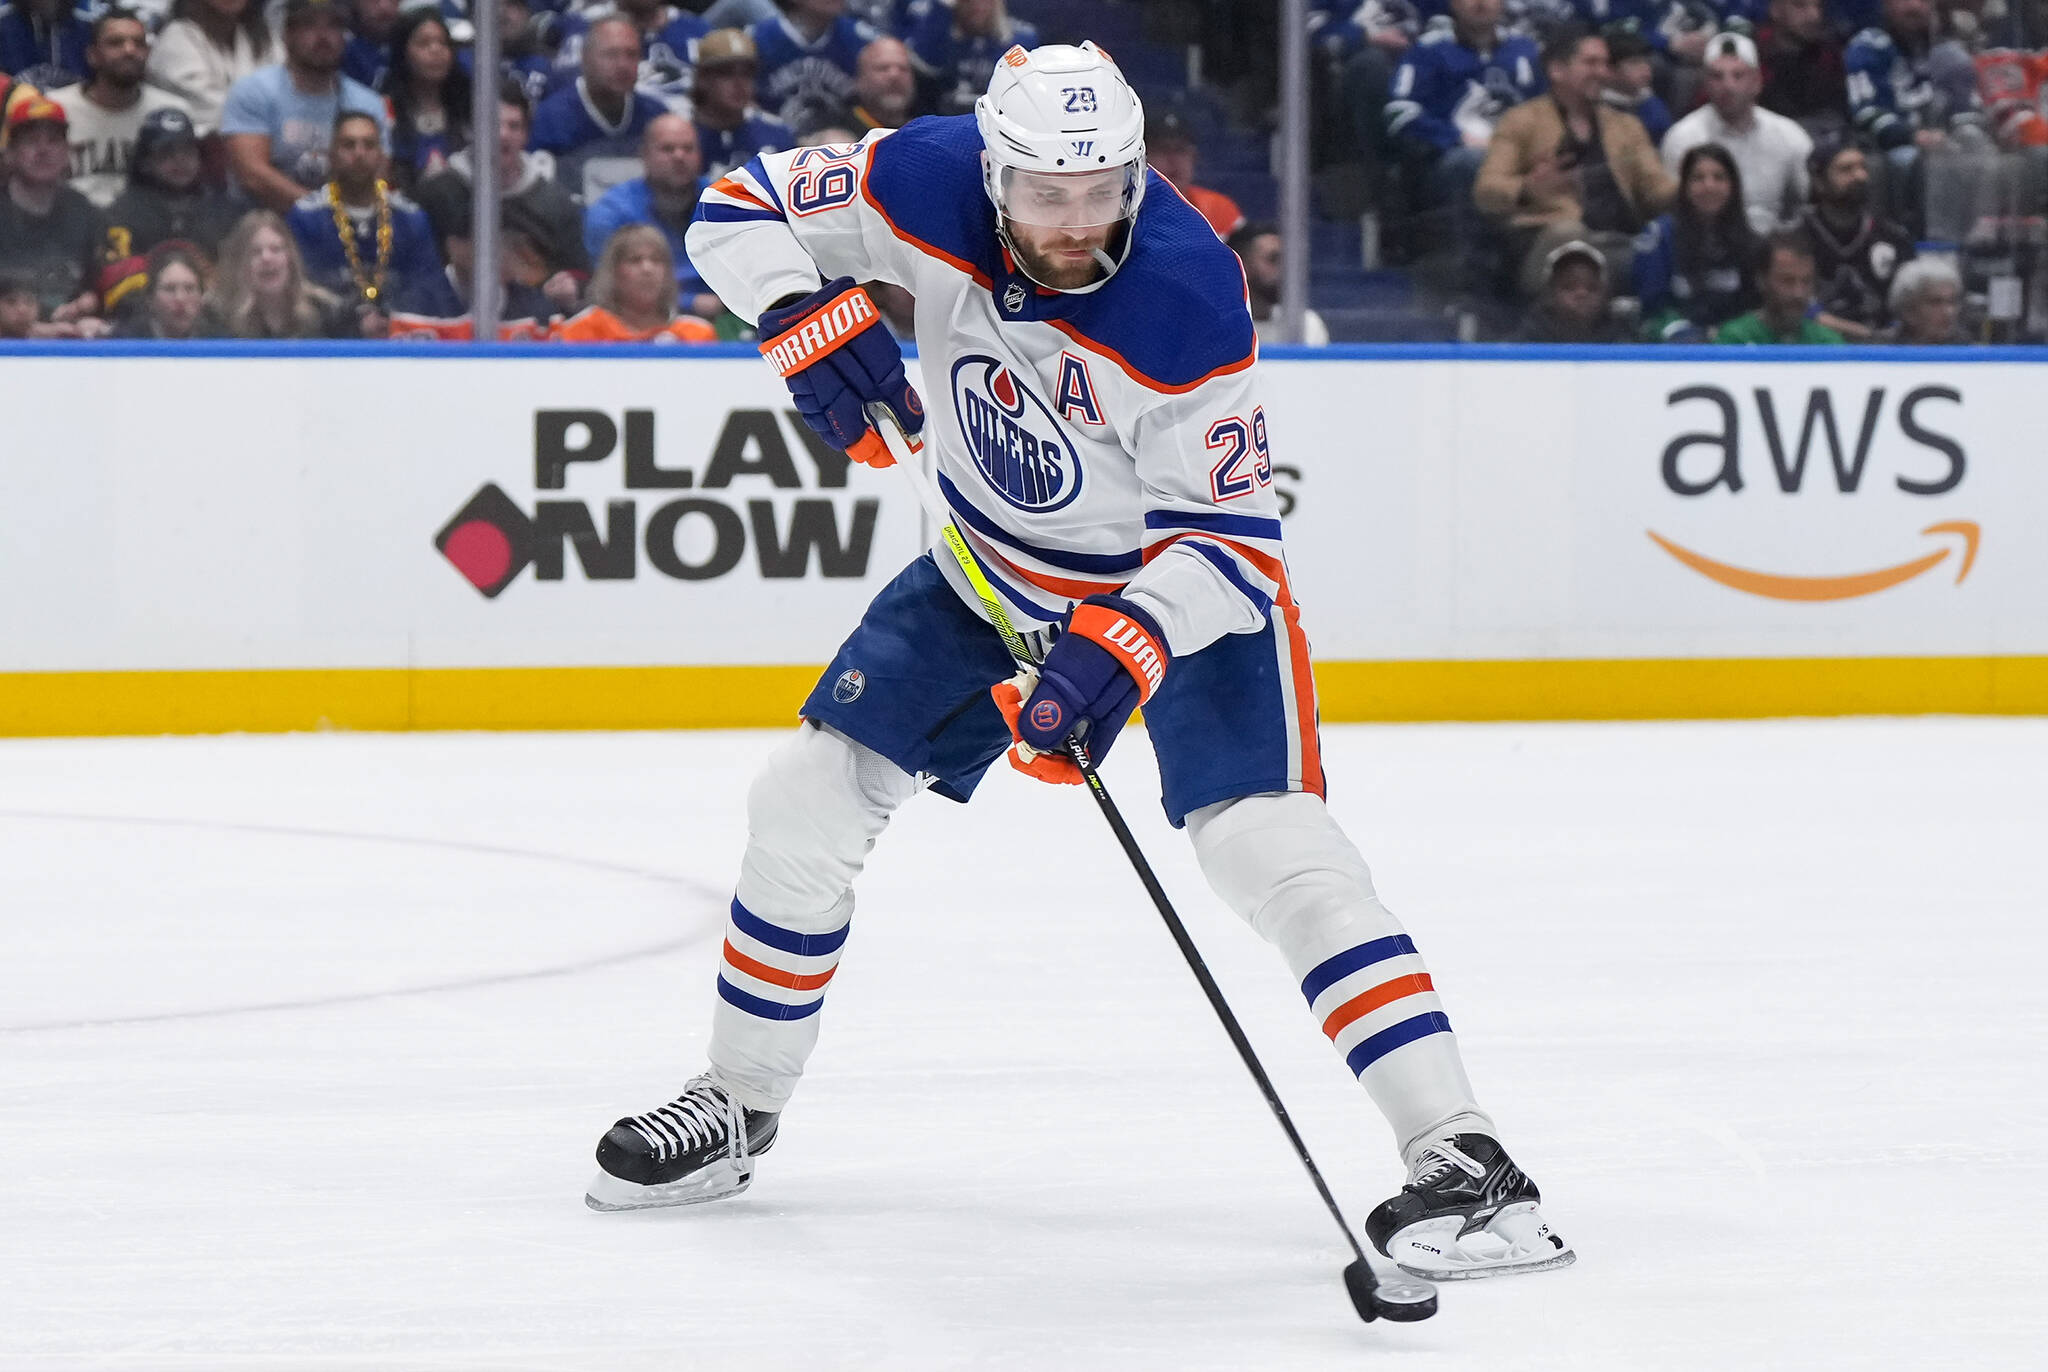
[{"xmin": 585, "ymin": 42, "xmax": 1573, "ymax": 1282}]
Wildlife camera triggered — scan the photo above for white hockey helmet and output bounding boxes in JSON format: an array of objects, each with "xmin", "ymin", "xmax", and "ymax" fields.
[{"xmin": 974, "ymin": 41, "xmax": 1147, "ymax": 290}]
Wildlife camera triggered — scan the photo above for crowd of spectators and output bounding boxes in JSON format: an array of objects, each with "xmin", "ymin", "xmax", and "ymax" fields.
[
  {"xmin": 5, "ymin": 0, "xmax": 2046, "ymax": 346},
  {"xmin": 0, "ymin": 0, "xmax": 1046, "ymax": 342},
  {"xmin": 1313, "ymin": 0, "xmax": 2048, "ymax": 341}
]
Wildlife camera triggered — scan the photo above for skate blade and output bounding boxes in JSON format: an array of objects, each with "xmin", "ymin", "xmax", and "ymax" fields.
[
  {"xmin": 1387, "ymin": 1201, "xmax": 1576, "ymax": 1281},
  {"xmin": 584, "ymin": 1159, "xmax": 754, "ymax": 1212}
]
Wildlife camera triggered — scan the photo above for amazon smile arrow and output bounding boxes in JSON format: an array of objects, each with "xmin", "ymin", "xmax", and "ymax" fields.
[{"xmin": 1647, "ymin": 521, "xmax": 1980, "ymax": 602}]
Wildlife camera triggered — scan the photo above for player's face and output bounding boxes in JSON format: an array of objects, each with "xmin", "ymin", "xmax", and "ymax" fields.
[
  {"xmin": 1002, "ymin": 167, "xmax": 1128, "ymax": 289},
  {"xmin": 150, "ymin": 261, "xmax": 205, "ymax": 336}
]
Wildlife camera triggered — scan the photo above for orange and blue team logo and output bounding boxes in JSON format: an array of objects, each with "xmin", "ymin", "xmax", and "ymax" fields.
[
  {"xmin": 950, "ymin": 354, "xmax": 1083, "ymax": 513},
  {"xmin": 1029, "ymin": 698, "xmax": 1063, "ymax": 732},
  {"xmin": 832, "ymin": 669, "xmax": 865, "ymax": 703}
]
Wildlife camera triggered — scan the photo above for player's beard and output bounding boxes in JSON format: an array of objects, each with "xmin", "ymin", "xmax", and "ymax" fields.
[{"xmin": 1008, "ymin": 223, "xmax": 1114, "ymax": 291}]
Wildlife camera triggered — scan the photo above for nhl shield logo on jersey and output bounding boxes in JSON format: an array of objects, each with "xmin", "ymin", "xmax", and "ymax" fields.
[
  {"xmin": 832, "ymin": 669, "xmax": 866, "ymax": 704},
  {"xmin": 950, "ymin": 355, "xmax": 1083, "ymax": 513}
]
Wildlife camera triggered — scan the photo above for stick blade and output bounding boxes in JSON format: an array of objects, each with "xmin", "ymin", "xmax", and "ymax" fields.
[{"xmin": 1344, "ymin": 1257, "xmax": 1438, "ymax": 1323}]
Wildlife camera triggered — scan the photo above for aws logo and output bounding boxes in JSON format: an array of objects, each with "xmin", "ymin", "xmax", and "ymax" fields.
[
  {"xmin": 1648, "ymin": 384, "xmax": 1974, "ymax": 603},
  {"xmin": 951, "ymin": 354, "xmax": 1082, "ymax": 513}
]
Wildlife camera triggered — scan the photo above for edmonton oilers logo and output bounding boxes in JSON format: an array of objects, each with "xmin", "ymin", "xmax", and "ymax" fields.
[
  {"xmin": 949, "ymin": 354, "xmax": 1082, "ymax": 514},
  {"xmin": 833, "ymin": 669, "xmax": 865, "ymax": 704}
]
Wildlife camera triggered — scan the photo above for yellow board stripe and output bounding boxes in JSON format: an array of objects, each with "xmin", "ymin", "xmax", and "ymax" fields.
[{"xmin": 2, "ymin": 656, "xmax": 2046, "ymax": 738}]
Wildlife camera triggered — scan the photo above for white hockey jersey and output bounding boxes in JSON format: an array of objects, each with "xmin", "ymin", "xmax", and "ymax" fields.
[{"xmin": 685, "ymin": 115, "xmax": 1296, "ymax": 662}]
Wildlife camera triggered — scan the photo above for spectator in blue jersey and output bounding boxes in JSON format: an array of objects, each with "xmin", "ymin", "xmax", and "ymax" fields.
[
  {"xmin": 691, "ymin": 27, "xmax": 792, "ymax": 178},
  {"xmin": 581, "ymin": 111, "xmax": 722, "ymax": 319},
  {"xmin": 752, "ymin": 0, "xmax": 878, "ymax": 134},
  {"xmin": 343, "ymin": 0, "xmax": 401, "ymax": 90},
  {"xmin": 1845, "ymin": 0, "xmax": 1980, "ymax": 230},
  {"xmin": 288, "ymin": 110, "xmax": 441, "ymax": 332},
  {"xmin": 0, "ymin": 0, "xmax": 92, "ymax": 88},
  {"xmin": 416, "ymin": 77, "xmax": 589, "ymax": 313},
  {"xmin": 1601, "ymin": 28, "xmax": 1671, "ymax": 146},
  {"xmin": 221, "ymin": 0, "xmax": 390, "ymax": 213},
  {"xmin": 1385, "ymin": 0, "xmax": 1543, "ymax": 236},
  {"xmin": 530, "ymin": 14, "xmax": 667, "ymax": 202},
  {"xmin": 386, "ymin": 9, "xmax": 472, "ymax": 192},
  {"xmin": 905, "ymin": 0, "xmax": 1037, "ymax": 118},
  {"xmin": 843, "ymin": 34, "xmax": 916, "ymax": 135},
  {"xmin": 1574, "ymin": 0, "xmax": 1713, "ymax": 68},
  {"xmin": 1632, "ymin": 142, "xmax": 1762, "ymax": 339},
  {"xmin": 546, "ymin": 0, "xmax": 708, "ymax": 110},
  {"xmin": 498, "ymin": 0, "xmax": 557, "ymax": 107}
]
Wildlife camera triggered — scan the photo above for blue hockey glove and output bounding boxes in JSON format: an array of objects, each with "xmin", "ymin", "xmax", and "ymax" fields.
[
  {"xmin": 991, "ymin": 596, "xmax": 1170, "ymax": 784},
  {"xmin": 758, "ymin": 277, "xmax": 923, "ymax": 467}
]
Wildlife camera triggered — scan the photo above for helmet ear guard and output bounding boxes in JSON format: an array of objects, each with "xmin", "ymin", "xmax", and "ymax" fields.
[{"xmin": 975, "ymin": 41, "xmax": 1147, "ymax": 293}]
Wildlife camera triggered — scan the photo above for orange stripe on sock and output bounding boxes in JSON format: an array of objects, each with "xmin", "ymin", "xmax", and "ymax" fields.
[
  {"xmin": 723, "ymin": 940, "xmax": 839, "ymax": 991},
  {"xmin": 1321, "ymin": 973, "xmax": 1433, "ymax": 1041}
]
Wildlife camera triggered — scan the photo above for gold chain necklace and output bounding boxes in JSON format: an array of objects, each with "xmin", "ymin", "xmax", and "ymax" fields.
[{"xmin": 327, "ymin": 178, "xmax": 394, "ymax": 304}]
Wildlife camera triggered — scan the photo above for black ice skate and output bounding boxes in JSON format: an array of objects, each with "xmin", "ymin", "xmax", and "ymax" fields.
[
  {"xmin": 1365, "ymin": 1134, "xmax": 1575, "ymax": 1280},
  {"xmin": 584, "ymin": 1074, "xmax": 779, "ymax": 1212}
]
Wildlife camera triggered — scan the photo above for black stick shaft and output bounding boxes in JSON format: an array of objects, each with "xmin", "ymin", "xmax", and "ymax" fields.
[{"xmin": 1067, "ymin": 741, "xmax": 1369, "ymax": 1266}]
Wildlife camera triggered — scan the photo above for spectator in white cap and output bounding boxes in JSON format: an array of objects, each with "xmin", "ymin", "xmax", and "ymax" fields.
[{"xmin": 1661, "ymin": 31, "xmax": 1813, "ymax": 235}]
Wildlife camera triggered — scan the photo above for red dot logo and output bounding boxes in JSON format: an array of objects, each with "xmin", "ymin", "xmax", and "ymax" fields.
[{"xmin": 441, "ymin": 520, "xmax": 513, "ymax": 591}]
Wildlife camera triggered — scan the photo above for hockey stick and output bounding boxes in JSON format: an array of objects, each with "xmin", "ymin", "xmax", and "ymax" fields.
[{"xmin": 866, "ymin": 406, "xmax": 1437, "ymax": 1325}]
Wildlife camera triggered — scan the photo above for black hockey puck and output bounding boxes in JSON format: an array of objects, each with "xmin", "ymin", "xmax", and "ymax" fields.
[{"xmin": 1343, "ymin": 1258, "xmax": 1438, "ymax": 1323}]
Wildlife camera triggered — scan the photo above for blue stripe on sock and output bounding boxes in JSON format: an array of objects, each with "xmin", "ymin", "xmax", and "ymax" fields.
[
  {"xmin": 717, "ymin": 975, "xmax": 825, "ymax": 1021},
  {"xmin": 1343, "ymin": 1011, "xmax": 1452, "ymax": 1076},
  {"xmin": 730, "ymin": 897, "xmax": 849, "ymax": 957},
  {"xmin": 1301, "ymin": 935, "xmax": 1417, "ymax": 1004}
]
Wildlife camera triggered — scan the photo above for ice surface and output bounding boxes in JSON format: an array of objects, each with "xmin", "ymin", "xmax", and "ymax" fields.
[{"xmin": 2, "ymin": 720, "xmax": 2044, "ymax": 1370}]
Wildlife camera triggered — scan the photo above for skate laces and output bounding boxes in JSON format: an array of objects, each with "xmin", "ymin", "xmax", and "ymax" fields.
[
  {"xmin": 624, "ymin": 1075, "xmax": 747, "ymax": 1164},
  {"xmin": 1409, "ymin": 1137, "xmax": 1487, "ymax": 1189}
]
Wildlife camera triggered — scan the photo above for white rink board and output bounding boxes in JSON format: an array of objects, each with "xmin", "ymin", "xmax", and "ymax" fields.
[{"xmin": 1, "ymin": 353, "xmax": 2043, "ymax": 674}]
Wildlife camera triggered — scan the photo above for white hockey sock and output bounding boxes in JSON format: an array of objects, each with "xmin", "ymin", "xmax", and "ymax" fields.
[
  {"xmin": 1187, "ymin": 792, "xmax": 1495, "ymax": 1158},
  {"xmin": 707, "ymin": 723, "xmax": 916, "ymax": 1113}
]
